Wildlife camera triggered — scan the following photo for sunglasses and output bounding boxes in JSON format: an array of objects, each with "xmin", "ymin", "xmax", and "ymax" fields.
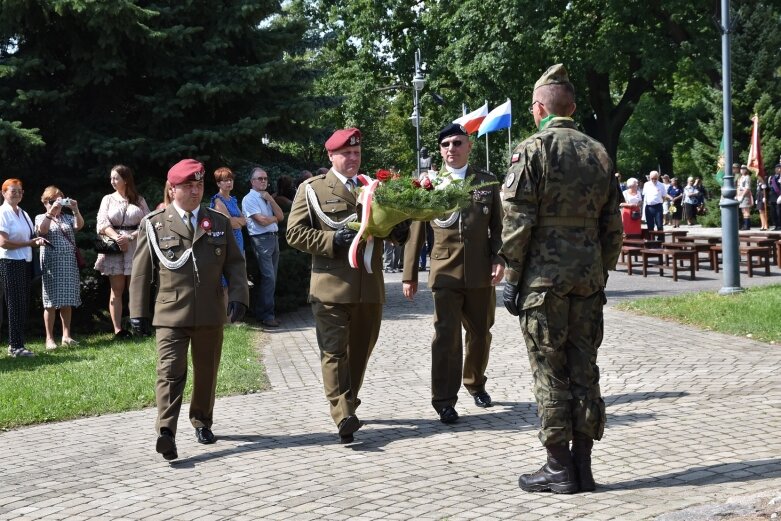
[{"xmin": 440, "ymin": 140, "xmax": 464, "ymax": 148}]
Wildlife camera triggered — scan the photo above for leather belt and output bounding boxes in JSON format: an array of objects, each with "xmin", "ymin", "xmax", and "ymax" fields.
[{"xmin": 537, "ymin": 216, "xmax": 598, "ymax": 228}]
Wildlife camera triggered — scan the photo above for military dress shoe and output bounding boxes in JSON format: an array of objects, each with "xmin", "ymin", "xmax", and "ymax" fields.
[
  {"xmin": 473, "ymin": 390, "xmax": 493, "ymax": 408},
  {"xmin": 260, "ymin": 318, "xmax": 281, "ymax": 328},
  {"xmin": 195, "ymin": 427, "xmax": 216, "ymax": 444},
  {"xmin": 156, "ymin": 428, "xmax": 178, "ymax": 461},
  {"xmin": 338, "ymin": 415, "xmax": 361, "ymax": 444},
  {"xmin": 438, "ymin": 406, "xmax": 459, "ymax": 424}
]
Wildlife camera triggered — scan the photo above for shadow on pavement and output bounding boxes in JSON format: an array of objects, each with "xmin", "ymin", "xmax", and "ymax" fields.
[{"xmin": 603, "ymin": 458, "xmax": 781, "ymax": 490}]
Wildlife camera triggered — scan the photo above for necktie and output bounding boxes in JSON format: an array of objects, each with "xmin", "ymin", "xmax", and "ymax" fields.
[
  {"xmin": 347, "ymin": 178, "xmax": 357, "ymax": 192},
  {"xmin": 184, "ymin": 211, "xmax": 194, "ymax": 238}
]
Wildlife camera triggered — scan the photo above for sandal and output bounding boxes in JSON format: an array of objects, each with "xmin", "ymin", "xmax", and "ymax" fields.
[
  {"xmin": 46, "ymin": 339, "xmax": 58, "ymax": 350},
  {"xmin": 61, "ymin": 337, "xmax": 80, "ymax": 346}
]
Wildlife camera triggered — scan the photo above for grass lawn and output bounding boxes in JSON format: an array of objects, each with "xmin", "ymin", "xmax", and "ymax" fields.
[
  {"xmin": 616, "ymin": 283, "xmax": 781, "ymax": 344},
  {"xmin": 0, "ymin": 324, "xmax": 268, "ymax": 429}
]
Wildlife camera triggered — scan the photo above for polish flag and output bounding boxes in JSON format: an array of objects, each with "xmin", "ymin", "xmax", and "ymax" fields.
[
  {"xmin": 747, "ymin": 113, "xmax": 765, "ymax": 177},
  {"xmin": 453, "ymin": 103, "xmax": 488, "ymax": 134}
]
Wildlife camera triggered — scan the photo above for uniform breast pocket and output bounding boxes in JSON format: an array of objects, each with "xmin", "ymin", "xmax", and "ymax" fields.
[
  {"xmin": 323, "ymin": 202, "xmax": 348, "ymax": 214},
  {"xmin": 431, "ymin": 247, "xmax": 450, "ymax": 260},
  {"xmin": 156, "ymin": 289, "xmax": 178, "ymax": 304},
  {"xmin": 159, "ymin": 238, "xmax": 181, "ymax": 250}
]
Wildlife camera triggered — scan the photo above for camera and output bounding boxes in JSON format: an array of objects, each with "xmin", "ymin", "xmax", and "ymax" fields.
[{"xmin": 58, "ymin": 197, "xmax": 71, "ymax": 207}]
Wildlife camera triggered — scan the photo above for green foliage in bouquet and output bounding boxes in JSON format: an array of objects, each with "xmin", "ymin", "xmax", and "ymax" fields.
[{"xmin": 346, "ymin": 171, "xmax": 497, "ymax": 239}]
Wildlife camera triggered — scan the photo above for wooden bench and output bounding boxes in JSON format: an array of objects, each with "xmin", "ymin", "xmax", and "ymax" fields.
[
  {"xmin": 620, "ymin": 245, "xmax": 643, "ymax": 275},
  {"xmin": 710, "ymin": 245, "xmax": 771, "ymax": 277},
  {"xmin": 662, "ymin": 242, "xmax": 713, "ymax": 270},
  {"xmin": 640, "ymin": 248, "xmax": 697, "ymax": 281}
]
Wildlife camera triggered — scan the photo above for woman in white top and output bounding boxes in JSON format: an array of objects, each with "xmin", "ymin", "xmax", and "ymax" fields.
[
  {"xmin": 620, "ymin": 178, "xmax": 643, "ymax": 236},
  {"xmin": 94, "ymin": 165, "xmax": 150, "ymax": 339},
  {"xmin": 0, "ymin": 179, "xmax": 49, "ymax": 357},
  {"xmin": 736, "ymin": 165, "xmax": 753, "ymax": 230}
]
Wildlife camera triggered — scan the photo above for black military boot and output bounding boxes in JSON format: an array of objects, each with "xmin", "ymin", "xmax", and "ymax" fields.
[
  {"xmin": 518, "ymin": 443, "xmax": 579, "ymax": 494},
  {"xmin": 571, "ymin": 432, "xmax": 596, "ymax": 492}
]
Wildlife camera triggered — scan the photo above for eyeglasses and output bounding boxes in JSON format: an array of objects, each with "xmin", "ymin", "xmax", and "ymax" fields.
[
  {"xmin": 440, "ymin": 140, "xmax": 463, "ymax": 149},
  {"xmin": 252, "ymin": 176, "xmax": 268, "ymax": 181},
  {"xmin": 47, "ymin": 199, "xmax": 58, "ymax": 205},
  {"xmin": 528, "ymin": 100, "xmax": 544, "ymax": 114}
]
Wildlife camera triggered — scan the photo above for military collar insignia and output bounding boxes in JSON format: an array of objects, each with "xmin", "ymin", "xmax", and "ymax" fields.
[{"xmin": 154, "ymin": 222, "xmax": 164, "ymax": 230}]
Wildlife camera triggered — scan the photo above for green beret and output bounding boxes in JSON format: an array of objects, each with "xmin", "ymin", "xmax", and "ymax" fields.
[{"xmin": 534, "ymin": 63, "xmax": 573, "ymax": 91}]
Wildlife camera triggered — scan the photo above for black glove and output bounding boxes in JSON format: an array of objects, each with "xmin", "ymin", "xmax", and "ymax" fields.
[
  {"xmin": 227, "ymin": 301, "xmax": 247, "ymax": 323},
  {"xmin": 503, "ymin": 283, "xmax": 521, "ymax": 316},
  {"xmin": 389, "ymin": 220, "xmax": 411, "ymax": 245},
  {"xmin": 333, "ymin": 227, "xmax": 358, "ymax": 249},
  {"xmin": 129, "ymin": 317, "xmax": 151, "ymax": 337}
]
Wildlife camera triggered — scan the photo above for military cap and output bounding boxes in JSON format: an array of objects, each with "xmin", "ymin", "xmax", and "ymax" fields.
[
  {"xmin": 168, "ymin": 159, "xmax": 205, "ymax": 185},
  {"xmin": 325, "ymin": 128, "xmax": 361, "ymax": 151},
  {"xmin": 732, "ymin": 163, "xmax": 741, "ymax": 169},
  {"xmin": 534, "ymin": 63, "xmax": 573, "ymax": 91},
  {"xmin": 438, "ymin": 123, "xmax": 468, "ymax": 144},
  {"xmin": 741, "ymin": 164, "xmax": 748, "ymax": 170}
]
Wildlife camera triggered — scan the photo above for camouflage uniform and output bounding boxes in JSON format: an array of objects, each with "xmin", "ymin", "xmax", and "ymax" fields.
[{"xmin": 500, "ymin": 117, "xmax": 623, "ymax": 446}]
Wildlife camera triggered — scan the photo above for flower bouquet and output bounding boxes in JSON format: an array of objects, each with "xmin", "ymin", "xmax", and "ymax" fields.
[{"xmin": 346, "ymin": 169, "xmax": 495, "ymax": 239}]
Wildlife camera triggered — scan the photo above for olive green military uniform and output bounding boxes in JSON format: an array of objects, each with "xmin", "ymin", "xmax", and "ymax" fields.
[
  {"xmin": 286, "ymin": 171, "xmax": 385, "ymax": 427},
  {"xmin": 129, "ymin": 205, "xmax": 249, "ymax": 436},
  {"xmin": 500, "ymin": 118, "xmax": 623, "ymax": 446},
  {"xmin": 403, "ymin": 167, "xmax": 503, "ymax": 412}
]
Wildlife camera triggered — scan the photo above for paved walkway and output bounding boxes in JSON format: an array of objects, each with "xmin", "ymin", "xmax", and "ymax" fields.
[{"xmin": 2, "ymin": 232, "xmax": 781, "ymax": 520}]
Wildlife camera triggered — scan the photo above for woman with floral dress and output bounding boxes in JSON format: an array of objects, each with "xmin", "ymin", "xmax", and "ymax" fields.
[
  {"xmin": 36, "ymin": 186, "xmax": 84, "ymax": 349},
  {"xmin": 95, "ymin": 165, "xmax": 150, "ymax": 339}
]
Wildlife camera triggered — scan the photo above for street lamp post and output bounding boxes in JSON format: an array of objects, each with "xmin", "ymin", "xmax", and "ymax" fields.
[
  {"xmin": 718, "ymin": 0, "xmax": 742, "ymax": 295},
  {"xmin": 412, "ymin": 49, "xmax": 425, "ymax": 179}
]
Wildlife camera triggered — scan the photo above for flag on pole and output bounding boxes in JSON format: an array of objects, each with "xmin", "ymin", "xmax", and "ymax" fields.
[
  {"xmin": 715, "ymin": 136, "xmax": 725, "ymax": 187},
  {"xmin": 477, "ymin": 99, "xmax": 511, "ymax": 137},
  {"xmin": 453, "ymin": 103, "xmax": 488, "ymax": 134},
  {"xmin": 747, "ymin": 113, "xmax": 765, "ymax": 178}
]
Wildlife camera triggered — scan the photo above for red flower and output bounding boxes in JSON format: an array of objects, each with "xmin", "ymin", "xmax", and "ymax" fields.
[
  {"xmin": 421, "ymin": 177, "xmax": 434, "ymax": 191},
  {"xmin": 411, "ymin": 179, "xmax": 421, "ymax": 188},
  {"xmin": 200, "ymin": 217, "xmax": 212, "ymax": 231},
  {"xmin": 376, "ymin": 169, "xmax": 392, "ymax": 182}
]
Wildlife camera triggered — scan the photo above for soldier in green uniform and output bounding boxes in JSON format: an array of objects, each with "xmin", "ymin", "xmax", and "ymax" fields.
[
  {"xmin": 129, "ymin": 159, "xmax": 249, "ymax": 461},
  {"xmin": 287, "ymin": 128, "xmax": 408, "ymax": 443},
  {"xmin": 402, "ymin": 123, "xmax": 505, "ymax": 424},
  {"xmin": 500, "ymin": 65, "xmax": 623, "ymax": 493}
]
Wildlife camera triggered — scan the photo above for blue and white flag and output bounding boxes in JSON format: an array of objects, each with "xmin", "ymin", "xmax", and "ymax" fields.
[{"xmin": 477, "ymin": 99, "xmax": 512, "ymax": 137}]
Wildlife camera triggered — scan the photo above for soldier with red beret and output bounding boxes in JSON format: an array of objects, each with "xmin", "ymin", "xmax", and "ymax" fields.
[
  {"xmin": 287, "ymin": 128, "xmax": 407, "ymax": 443},
  {"xmin": 129, "ymin": 158, "xmax": 249, "ymax": 461}
]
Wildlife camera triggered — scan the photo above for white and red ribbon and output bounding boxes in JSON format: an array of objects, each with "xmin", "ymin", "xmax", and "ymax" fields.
[{"xmin": 348, "ymin": 175, "xmax": 378, "ymax": 272}]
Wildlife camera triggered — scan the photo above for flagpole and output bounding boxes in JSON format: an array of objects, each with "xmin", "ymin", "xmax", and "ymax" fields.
[
  {"xmin": 507, "ymin": 127, "xmax": 512, "ymax": 160},
  {"xmin": 485, "ymin": 99, "xmax": 490, "ymax": 171}
]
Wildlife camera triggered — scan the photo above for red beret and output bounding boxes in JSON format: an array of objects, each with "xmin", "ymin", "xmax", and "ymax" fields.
[
  {"xmin": 325, "ymin": 128, "xmax": 361, "ymax": 152},
  {"xmin": 167, "ymin": 159, "xmax": 205, "ymax": 185}
]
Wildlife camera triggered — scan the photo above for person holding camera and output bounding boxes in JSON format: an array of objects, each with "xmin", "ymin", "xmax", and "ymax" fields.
[
  {"xmin": 95, "ymin": 165, "xmax": 150, "ymax": 339},
  {"xmin": 35, "ymin": 186, "xmax": 84, "ymax": 350}
]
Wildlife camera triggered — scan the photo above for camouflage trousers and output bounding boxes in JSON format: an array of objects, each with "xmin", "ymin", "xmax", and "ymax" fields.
[{"xmin": 519, "ymin": 289, "xmax": 607, "ymax": 446}]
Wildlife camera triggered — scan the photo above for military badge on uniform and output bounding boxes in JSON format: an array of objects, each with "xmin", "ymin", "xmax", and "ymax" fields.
[
  {"xmin": 207, "ymin": 230, "xmax": 224, "ymax": 238},
  {"xmin": 166, "ymin": 250, "xmax": 175, "ymax": 259},
  {"xmin": 511, "ymin": 153, "xmax": 520, "ymax": 164},
  {"xmin": 200, "ymin": 217, "xmax": 212, "ymax": 231},
  {"xmin": 483, "ymin": 206, "xmax": 489, "ymax": 215},
  {"xmin": 505, "ymin": 172, "xmax": 516, "ymax": 187},
  {"xmin": 215, "ymin": 247, "xmax": 222, "ymax": 256},
  {"xmin": 155, "ymin": 222, "xmax": 164, "ymax": 230}
]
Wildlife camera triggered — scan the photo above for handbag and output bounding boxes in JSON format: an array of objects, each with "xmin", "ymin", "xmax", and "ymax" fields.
[
  {"xmin": 96, "ymin": 206, "xmax": 127, "ymax": 255},
  {"xmin": 23, "ymin": 211, "xmax": 42, "ymax": 281},
  {"xmin": 95, "ymin": 235, "xmax": 122, "ymax": 254},
  {"xmin": 56, "ymin": 218, "xmax": 86, "ymax": 270},
  {"xmin": 630, "ymin": 210, "xmax": 641, "ymax": 221}
]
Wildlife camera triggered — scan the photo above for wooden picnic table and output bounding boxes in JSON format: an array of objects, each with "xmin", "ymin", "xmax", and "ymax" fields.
[
  {"xmin": 640, "ymin": 248, "xmax": 697, "ymax": 281},
  {"xmin": 648, "ymin": 230, "xmax": 689, "ymax": 243},
  {"xmin": 710, "ymin": 244, "xmax": 772, "ymax": 277}
]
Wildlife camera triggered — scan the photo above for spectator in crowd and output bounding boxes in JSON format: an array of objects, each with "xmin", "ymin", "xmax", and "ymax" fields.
[
  {"xmin": 383, "ymin": 239, "xmax": 402, "ymax": 273},
  {"xmin": 667, "ymin": 178, "xmax": 683, "ymax": 228},
  {"xmin": 155, "ymin": 181, "xmax": 173, "ymax": 211},
  {"xmin": 418, "ymin": 222, "xmax": 434, "ymax": 271},
  {"xmin": 315, "ymin": 167, "xmax": 329, "ymax": 177},
  {"xmin": 95, "ymin": 165, "xmax": 150, "ymax": 339},
  {"xmin": 620, "ymin": 177, "xmax": 643, "ymax": 236},
  {"xmin": 661, "ymin": 175, "xmax": 672, "ymax": 226},
  {"xmin": 642, "ymin": 170, "xmax": 668, "ymax": 232},
  {"xmin": 35, "ymin": 186, "xmax": 84, "ymax": 350},
  {"xmin": 210, "ymin": 167, "xmax": 247, "ymax": 300},
  {"xmin": 0, "ymin": 179, "xmax": 49, "ymax": 357},
  {"xmin": 683, "ymin": 177, "xmax": 701, "ymax": 226},
  {"xmin": 756, "ymin": 173, "xmax": 770, "ymax": 231},
  {"xmin": 693, "ymin": 177, "xmax": 707, "ymax": 214},
  {"xmin": 736, "ymin": 165, "xmax": 753, "ymax": 230},
  {"xmin": 615, "ymin": 173, "xmax": 627, "ymax": 192},
  {"xmin": 402, "ymin": 123, "xmax": 504, "ymax": 424},
  {"xmin": 770, "ymin": 164, "xmax": 781, "ymax": 231},
  {"xmin": 242, "ymin": 167, "xmax": 284, "ymax": 328},
  {"xmin": 273, "ymin": 175, "xmax": 296, "ymax": 212}
]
